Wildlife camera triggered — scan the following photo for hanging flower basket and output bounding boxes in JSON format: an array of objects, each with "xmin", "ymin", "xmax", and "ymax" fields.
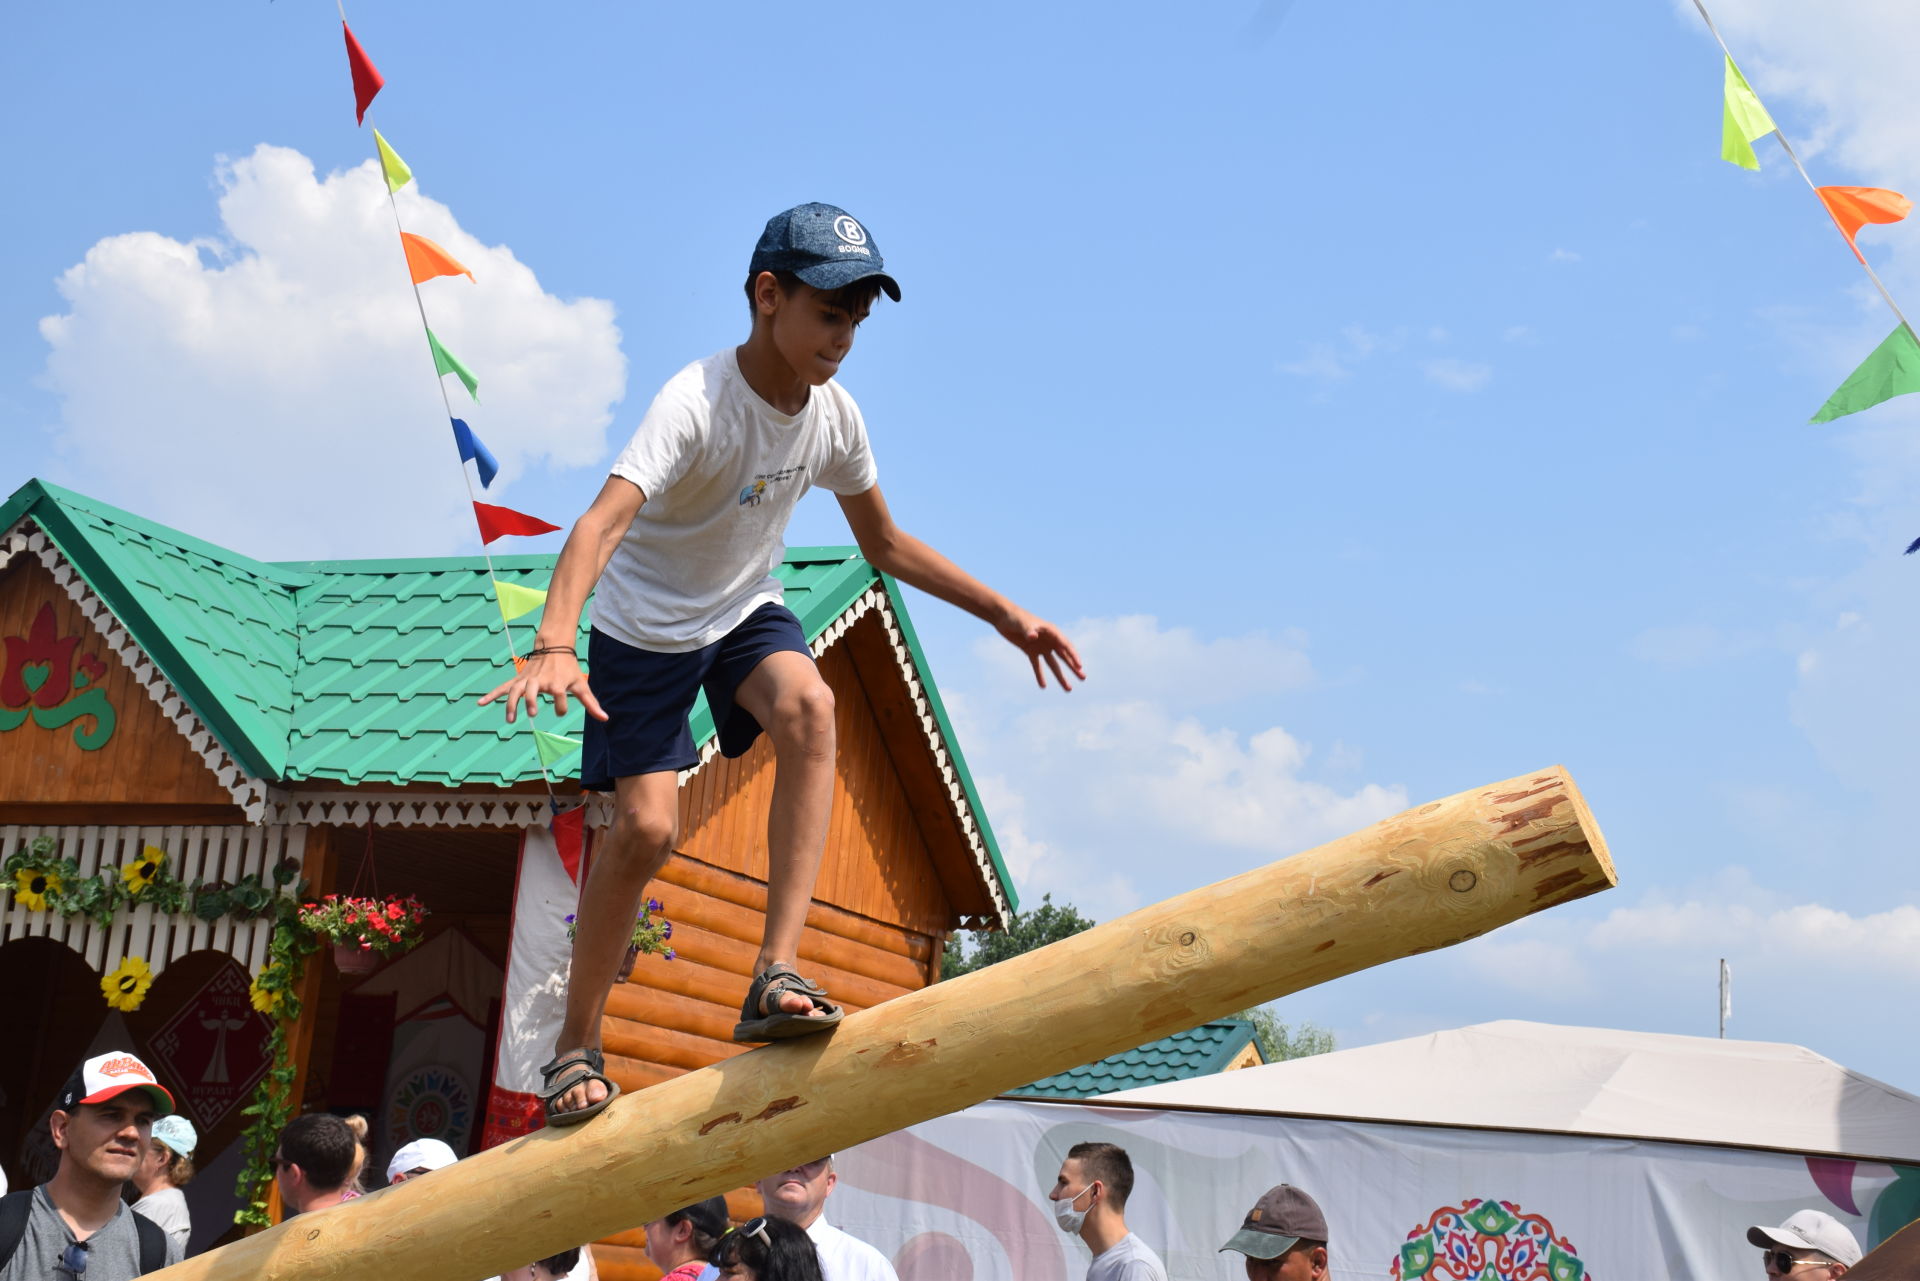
[
  {"xmin": 331, "ymin": 940, "xmax": 383, "ymax": 976},
  {"xmin": 298, "ymin": 894, "xmax": 429, "ymax": 972}
]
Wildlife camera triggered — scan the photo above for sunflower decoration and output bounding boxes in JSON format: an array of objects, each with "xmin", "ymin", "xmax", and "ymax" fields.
[
  {"xmin": 12, "ymin": 865, "xmax": 63, "ymax": 912},
  {"xmin": 102, "ymin": 955, "xmax": 154, "ymax": 1012},
  {"xmin": 120, "ymin": 845, "xmax": 167, "ymax": 897},
  {"xmin": 248, "ymin": 972, "xmax": 286, "ymax": 1016}
]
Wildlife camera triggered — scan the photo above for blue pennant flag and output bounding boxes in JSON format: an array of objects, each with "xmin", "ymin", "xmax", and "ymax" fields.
[{"xmin": 450, "ymin": 418, "xmax": 499, "ymax": 488}]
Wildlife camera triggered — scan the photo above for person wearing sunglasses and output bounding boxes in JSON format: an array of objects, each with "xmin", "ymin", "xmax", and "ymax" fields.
[
  {"xmin": 712, "ymin": 1216, "xmax": 824, "ymax": 1281},
  {"xmin": 0, "ymin": 1052, "xmax": 178, "ymax": 1279},
  {"xmin": 755, "ymin": 1155, "xmax": 896, "ymax": 1281},
  {"xmin": 1747, "ymin": 1210, "xmax": 1861, "ymax": 1277},
  {"xmin": 271, "ymin": 1114, "xmax": 362, "ymax": 1215}
]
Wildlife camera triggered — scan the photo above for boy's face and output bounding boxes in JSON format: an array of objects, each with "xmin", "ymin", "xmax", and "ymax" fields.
[{"xmin": 758, "ymin": 275, "xmax": 869, "ymax": 386}]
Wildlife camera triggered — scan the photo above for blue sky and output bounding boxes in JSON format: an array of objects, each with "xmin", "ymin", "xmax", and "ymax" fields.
[{"xmin": 6, "ymin": 3, "xmax": 1918, "ymax": 1089}]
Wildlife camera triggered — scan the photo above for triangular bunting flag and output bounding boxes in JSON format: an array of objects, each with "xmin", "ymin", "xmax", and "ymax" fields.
[
  {"xmin": 426, "ymin": 328, "xmax": 479, "ymax": 402},
  {"xmin": 401, "ymin": 232, "xmax": 475, "ymax": 285},
  {"xmin": 533, "ymin": 729, "xmax": 582, "ymax": 768},
  {"xmin": 1721, "ymin": 55, "xmax": 1776, "ymax": 170},
  {"xmin": 343, "ymin": 22, "xmax": 385, "ymax": 126},
  {"xmin": 374, "ymin": 129, "xmax": 412, "ymax": 193},
  {"xmin": 494, "ymin": 579, "xmax": 548, "ymax": 622},
  {"xmin": 450, "ymin": 418, "xmax": 499, "ymax": 488},
  {"xmin": 474, "ymin": 502, "xmax": 561, "ymax": 544},
  {"xmin": 1811, "ymin": 325, "xmax": 1920, "ymax": 424},
  {"xmin": 1815, "ymin": 186, "xmax": 1912, "ymax": 264}
]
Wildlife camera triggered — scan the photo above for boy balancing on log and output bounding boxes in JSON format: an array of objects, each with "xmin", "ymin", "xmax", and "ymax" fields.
[{"xmin": 483, "ymin": 203, "xmax": 1083, "ymax": 1125}]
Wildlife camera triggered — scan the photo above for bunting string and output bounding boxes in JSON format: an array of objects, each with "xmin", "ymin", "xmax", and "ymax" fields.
[
  {"xmin": 1692, "ymin": 0, "xmax": 1920, "ymax": 552},
  {"xmin": 337, "ymin": 8, "xmax": 580, "ymax": 778},
  {"xmin": 1691, "ymin": 0, "xmax": 1918, "ymax": 414}
]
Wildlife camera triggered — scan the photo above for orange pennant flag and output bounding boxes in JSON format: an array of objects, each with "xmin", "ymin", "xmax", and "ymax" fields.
[
  {"xmin": 400, "ymin": 232, "xmax": 475, "ymax": 285},
  {"xmin": 1816, "ymin": 186, "xmax": 1912, "ymax": 263}
]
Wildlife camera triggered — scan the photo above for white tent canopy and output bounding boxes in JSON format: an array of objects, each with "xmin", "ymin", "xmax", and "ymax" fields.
[{"xmin": 1100, "ymin": 1019, "xmax": 1920, "ymax": 1163}]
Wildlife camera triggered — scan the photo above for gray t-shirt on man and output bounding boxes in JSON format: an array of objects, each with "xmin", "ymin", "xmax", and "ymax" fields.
[
  {"xmin": 0, "ymin": 1186, "xmax": 181, "ymax": 1281},
  {"xmin": 1086, "ymin": 1231, "xmax": 1168, "ymax": 1281}
]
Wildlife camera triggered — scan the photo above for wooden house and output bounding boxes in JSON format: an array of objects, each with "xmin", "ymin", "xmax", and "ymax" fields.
[{"xmin": 0, "ymin": 479, "xmax": 1013, "ymax": 1278}]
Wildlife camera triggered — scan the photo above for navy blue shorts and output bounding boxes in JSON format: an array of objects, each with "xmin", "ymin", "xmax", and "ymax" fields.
[{"xmin": 580, "ymin": 602, "xmax": 812, "ymax": 790}]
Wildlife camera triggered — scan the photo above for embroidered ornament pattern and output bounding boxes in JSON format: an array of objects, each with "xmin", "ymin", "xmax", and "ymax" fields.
[
  {"xmin": 0, "ymin": 602, "xmax": 116, "ymax": 749},
  {"xmin": 1392, "ymin": 1198, "xmax": 1587, "ymax": 1281}
]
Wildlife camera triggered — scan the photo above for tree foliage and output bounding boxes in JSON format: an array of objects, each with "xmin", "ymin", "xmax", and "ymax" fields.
[
  {"xmin": 942, "ymin": 893, "xmax": 1096, "ymax": 979},
  {"xmin": 1235, "ymin": 1004, "xmax": 1336, "ymax": 1061}
]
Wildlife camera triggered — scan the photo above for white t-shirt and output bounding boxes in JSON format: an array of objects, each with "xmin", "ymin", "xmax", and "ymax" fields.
[
  {"xmin": 594, "ymin": 349, "xmax": 878, "ymax": 651},
  {"xmin": 130, "ymin": 1187, "xmax": 191, "ymax": 1253},
  {"xmin": 1086, "ymin": 1232, "xmax": 1167, "ymax": 1281},
  {"xmin": 805, "ymin": 1215, "xmax": 899, "ymax": 1281}
]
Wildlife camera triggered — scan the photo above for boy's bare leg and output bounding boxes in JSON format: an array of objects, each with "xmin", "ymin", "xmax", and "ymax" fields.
[
  {"xmin": 732, "ymin": 650, "xmax": 837, "ymax": 1018},
  {"xmin": 550, "ymin": 768, "xmax": 678, "ymax": 1115}
]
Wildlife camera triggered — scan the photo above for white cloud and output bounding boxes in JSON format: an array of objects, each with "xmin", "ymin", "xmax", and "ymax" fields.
[
  {"xmin": 36, "ymin": 144, "xmax": 626, "ymax": 559},
  {"xmin": 1502, "ymin": 325, "xmax": 1538, "ymax": 344},
  {"xmin": 1626, "ymin": 622, "xmax": 1766, "ymax": 667},
  {"xmin": 1420, "ymin": 357, "xmax": 1492, "ymax": 392},
  {"xmin": 1548, "ymin": 248, "xmax": 1581, "ymax": 263},
  {"xmin": 1277, "ymin": 343, "xmax": 1350, "ymax": 381},
  {"xmin": 947, "ymin": 615, "xmax": 1405, "ymax": 917},
  {"xmin": 1448, "ymin": 869, "xmax": 1920, "ymax": 1011}
]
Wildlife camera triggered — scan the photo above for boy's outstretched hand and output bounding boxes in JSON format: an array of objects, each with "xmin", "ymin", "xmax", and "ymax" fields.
[
  {"xmin": 479, "ymin": 652, "xmax": 609, "ymax": 724},
  {"xmin": 997, "ymin": 608, "xmax": 1085, "ymax": 692}
]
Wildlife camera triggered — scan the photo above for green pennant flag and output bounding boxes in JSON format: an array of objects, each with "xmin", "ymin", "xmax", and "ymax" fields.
[
  {"xmin": 426, "ymin": 328, "xmax": 479, "ymax": 402},
  {"xmin": 533, "ymin": 729, "xmax": 581, "ymax": 768},
  {"xmin": 1721, "ymin": 56, "xmax": 1776, "ymax": 170},
  {"xmin": 494, "ymin": 579, "xmax": 547, "ymax": 622},
  {"xmin": 374, "ymin": 129, "xmax": 412, "ymax": 193},
  {"xmin": 1811, "ymin": 325, "xmax": 1920, "ymax": 423}
]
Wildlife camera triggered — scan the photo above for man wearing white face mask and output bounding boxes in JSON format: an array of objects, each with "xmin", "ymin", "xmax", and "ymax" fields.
[{"xmin": 1047, "ymin": 1143, "xmax": 1167, "ymax": 1281}]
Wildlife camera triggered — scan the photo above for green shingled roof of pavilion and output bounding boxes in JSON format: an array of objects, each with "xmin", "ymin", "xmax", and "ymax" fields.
[
  {"xmin": 0, "ymin": 478, "xmax": 1011, "ymax": 905},
  {"xmin": 1006, "ymin": 1019, "xmax": 1263, "ymax": 1098}
]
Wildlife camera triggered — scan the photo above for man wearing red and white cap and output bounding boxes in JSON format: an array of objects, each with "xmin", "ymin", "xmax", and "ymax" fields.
[
  {"xmin": 1747, "ymin": 1210, "xmax": 1862, "ymax": 1278},
  {"xmin": 0, "ymin": 1051, "xmax": 180, "ymax": 1280}
]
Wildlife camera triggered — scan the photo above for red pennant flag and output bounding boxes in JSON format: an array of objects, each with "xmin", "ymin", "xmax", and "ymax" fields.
[
  {"xmin": 551, "ymin": 806, "xmax": 585, "ymax": 884},
  {"xmin": 343, "ymin": 22, "xmax": 385, "ymax": 126},
  {"xmin": 1816, "ymin": 186, "xmax": 1911, "ymax": 264},
  {"xmin": 474, "ymin": 502, "xmax": 560, "ymax": 544}
]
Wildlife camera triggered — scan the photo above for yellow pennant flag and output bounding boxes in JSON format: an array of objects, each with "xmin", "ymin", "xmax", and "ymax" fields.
[
  {"xmin": 494, "ymin": 579, "xmax": 547, "ymax": 622},
  {"xmin": 1721, "ymin": 56, "xmax": 1776, "ymax": 170},
  {"xmin": 374, "ymin": 128, "xmax": 413, "ymax": 193}
]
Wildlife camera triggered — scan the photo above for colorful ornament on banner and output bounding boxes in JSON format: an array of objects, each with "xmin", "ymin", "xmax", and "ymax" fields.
[{"xmin": 1392, "ymin": 1198, "xmax": 1587, "ymax": 1281}]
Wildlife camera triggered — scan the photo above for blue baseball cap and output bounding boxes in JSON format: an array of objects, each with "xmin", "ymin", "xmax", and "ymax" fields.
[{"xmin": 748, "ymin": 203, "xmax": 900, "ymax": 301}]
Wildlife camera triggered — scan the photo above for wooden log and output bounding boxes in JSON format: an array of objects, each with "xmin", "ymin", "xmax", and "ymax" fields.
[
  {"xmin": 153, "ymin": 766, "xmax": 1614, "ymax": 1281},
  {"xmin": 1849, "ymin": 1222, "xmax": 1920, "ymax": 1281}
]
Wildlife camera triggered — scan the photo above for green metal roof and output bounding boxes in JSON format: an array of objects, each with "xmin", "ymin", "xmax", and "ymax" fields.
[
  {"xmin": 1007, "ymin": 1019, "xmax": 1262, "ymax": 1099},
  {"xmin": 0, "ymin": 479, "xmax": 1013, "ymax": 906}
]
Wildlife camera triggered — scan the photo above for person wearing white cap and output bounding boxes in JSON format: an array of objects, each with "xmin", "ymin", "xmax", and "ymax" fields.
[
  {"xmin": 0, "ymin": 1050, "xmax": 179, "ymax": 1279},
  {"xmin": 386, "ymin": 1137, "xmax": 460, "ymax": 1186},
  {"xmin": 130, "ymin": 1114, "xmax": 198, "ymax": 1255},
  {"xmin": 1747, "ymin": 1210, "xmax": 1862, "ymax": 1277}
]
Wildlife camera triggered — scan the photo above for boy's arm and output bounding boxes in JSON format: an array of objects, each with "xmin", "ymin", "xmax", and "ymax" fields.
[
  {"xmin": 836, "ymin": 485, "xmax": 1084, "ymax": 692},
  {"xmin": 478, "ymin": 475, "xmax": 646, "ymax": 722}
]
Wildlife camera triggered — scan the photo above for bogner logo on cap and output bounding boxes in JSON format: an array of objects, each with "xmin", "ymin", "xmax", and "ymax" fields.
[
  {"xmin": 96, "ymin": 1055, "xmax": 156, "ymax": 1081},
  {"xmin": 833, "ymin": 215, "xmax": 872, "ymax": 257}
]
